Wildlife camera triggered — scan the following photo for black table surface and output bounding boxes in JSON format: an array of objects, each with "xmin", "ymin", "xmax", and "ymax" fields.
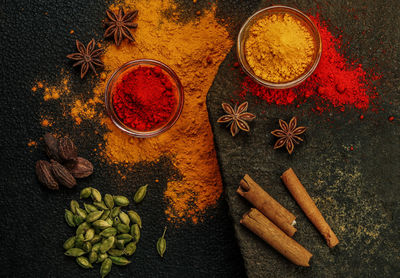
[
  {"xmin": 207, "ymin": 0, "xmax": 400, "ymax": 277},
  {"xmin": 0, "ymin": 0, "xmax": 257, "ymax": 277}
]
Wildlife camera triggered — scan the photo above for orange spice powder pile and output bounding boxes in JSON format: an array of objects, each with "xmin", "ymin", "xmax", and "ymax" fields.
[{"xmin": 38, "ymin": 0, "xmax": 233, "ymax": 224}]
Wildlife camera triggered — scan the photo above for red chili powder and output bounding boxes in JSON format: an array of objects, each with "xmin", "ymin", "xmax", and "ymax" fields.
[
  {"xmin": 113, "ymin": 66, "xmax": 177, "ymax": 131},
  {"xmin": 240, "ymin": 14, "xmax": 381, "ymax": 112}
]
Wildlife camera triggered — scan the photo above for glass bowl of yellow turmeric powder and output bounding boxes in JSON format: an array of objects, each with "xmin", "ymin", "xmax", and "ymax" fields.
[{"xmin": 237, "ymin": 6, "xmax": 322, "ymax": 89}]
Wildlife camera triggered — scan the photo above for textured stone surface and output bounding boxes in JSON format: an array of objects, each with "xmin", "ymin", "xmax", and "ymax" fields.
[{"xmin": 207, "ymin": 0, "xmax": 400, "ymax": 277}]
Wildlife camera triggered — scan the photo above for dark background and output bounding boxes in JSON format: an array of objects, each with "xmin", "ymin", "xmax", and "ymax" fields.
[
  {"xmin": 207, "ymin": 0, "xmax": 400, "ymax": 278},
  {"xmin": 0, "ymin": 0, "xmax": 256, "ymax": 277}
]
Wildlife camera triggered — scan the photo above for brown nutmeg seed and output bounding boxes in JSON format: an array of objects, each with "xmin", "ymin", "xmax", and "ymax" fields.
[
  {"xmin": 50, "ymin": 159, "xmax": 77, "ymax": 188},
  {"xmin": 36, "ymin": 160, "xmax": 59, "ymax": 190},
  {"xmin": 58, "ymin": 137, "xmax": 78, "ymax": 161},
  {"xmin": 43, "ymin": 133, "xmax": 62, "ymax": 162},
  {"xmin": 64, "ymin": 157, "xmax": 94, "ymax": 178}
]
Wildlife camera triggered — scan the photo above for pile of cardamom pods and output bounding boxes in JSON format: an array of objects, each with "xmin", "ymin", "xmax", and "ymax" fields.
[
  {"xmin": 35, "ymin": 133, "xmax": 94, "ymax": 190},
  {"xmin": 63, "ymin": 186, "xmax": 152, "ymax": 277}
]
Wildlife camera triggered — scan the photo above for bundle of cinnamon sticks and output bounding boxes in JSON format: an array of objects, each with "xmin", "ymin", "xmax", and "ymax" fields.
[{"xmin": 238, "ymin": 169, "xmax": 339, "ymax": 267}]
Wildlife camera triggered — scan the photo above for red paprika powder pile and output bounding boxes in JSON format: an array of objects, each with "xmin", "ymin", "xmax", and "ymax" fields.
[
  {"xmin": 112, "ymin": 66, "xmax": 177, "ymax": 131},
  {"xmin": 240, "ymin": 14, "xmax": 381, "ymax": 112}
]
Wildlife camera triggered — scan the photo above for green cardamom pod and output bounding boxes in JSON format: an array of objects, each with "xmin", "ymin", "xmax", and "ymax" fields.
[
  {"xmin": 104, "ymin": 194, "xmax": 114, "ymax": 209},
  {"xmin": 93, "ymin": 201, "xmax": 108, "ymax": 210},
  {"xmin": 133, "ymin": 184, "xmax": 148, "ymax": 204},
  {"xmin": 93, "ymin": 220, "xmax": 112, "ymax": 230},
  {"xmin": 112, "ymin": 216, "xmax": 121, "ymax": 227},
  {"xmin": 76, "ymin": 256, "xmax": 93, "ymax": 269},
  {"xmin": 88, "ymin": 251, "xmax": 98, "ymax": 264},
  {"xmin": 86, "ymin": 210, "xmax": 104, "ymax": 223},
  {"xmin": 110, "ymin": 207, "xmax": 121, "ymax": 218},
  {"xmin": 113, "ymin": 196, "xmax": 129, "ymax": 207},
  {"xmin": 80, "ymin": 187, "xmax": 92, "ymax": 199},
  {"xmin": 124, "ymin": 242, "xmax": 137, "ymax": 256},
  {"xmin": 130, "ymin": 224, "xmax": 140, "ymax": 243},
  {"xmin": 70, "ymin": 200, "xmax": 80, "ymax": 214},
  {"xmin": 84, "ymin": 228, "xmax": 95, "ymax": 242},
  {"xmin": 76, "ymin": 207, "xmax": 87, "ymax": 219},
  {"xmin": 108, "ymin": 248, "xmax": 124, "ymax": 257},
  {"xmin": 64, "ymin": 209, "xmax": 76, "ymax": 227},
  {"xmin": 92, "ymin": 242, "xmax": 101, "ymax": 253},
  {"xmin": 90, "ymin": 234, "xmax": 102, "ymax": 244},
  {"xmin": 127, "ymin": 210, "xmax": 142, "ymax": 228},
  {"xmin": 74, "ymin": 215, "xmax": 84, "ymax": 226},
  {"xmin": 105, "ymin": 217, "xmax": 114, "ymax": 226},
  {"xmin": 119, "ymin": 211, "xmax": 130, "ymax": 226},
  {"xmin": 116, "ymin": 239, "xmax": 125, "ymax": 250},
  {"xmin": 84, "ymin": 203, "xmax": 98, "ymax": 213},
  {"xmin": 100, "ymin": 258, "xmax": 112, "ymax": 278},
  {"xmin": 76, "ymin": 222, "xmax": 91, "ymax": 236},
  {"xmin": 116, "ymin": 223, "xmax": 130, "ymax": 234},
  {"xmin": 157, "ymin": 227, "xmax": 167, "ymax": 258},
  {"xmin": 99, "ymin": 227, "xmax": 117, "ymax": 238},
  {"xmin": 83, "ymin": 241, "xmax": 92, "ymax": 253},
  {"xmin": 64, "ymin": 248, "xmax": 85, "ymax": 257},
  {"xmin": 75, "ymin": 233, "xmax": 85, "ymax": 249},
  {"xmin": 91, "ymin": 188, "xmax": 102, "ymax": 202},
  {"xmin": 116, "ymin": 234, "xmax": 133, "ymax": 243},
  {"xmin": 63, "ymin": 236, "xmax": 76, "ymax": 250},
  {"xmin": 109, "ymin": 256, "xmax": 131, "ymax": 266},
  {"xmin": 97, "ymin": 253, "xmax": 108, "ymax": 264},
  {"xmin": 100, "ymin": 209, "xmax": 110, "ymax": 220},
  {"xmin": 100, "ymin": 236, "xmax": 115, "ymax": 253}
]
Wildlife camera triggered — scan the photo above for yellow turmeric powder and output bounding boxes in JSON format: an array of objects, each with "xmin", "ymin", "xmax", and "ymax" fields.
[
  {"xmin": 32, "ymin": 77, "xmax": 71, "ymax": 101},
  {"xmin": 245, "ymin": 13, "xmax": 316, "ymax": 83},
  {"xmin": 39, "ymin": 0, "xmax": 233, "ymax": 224}
]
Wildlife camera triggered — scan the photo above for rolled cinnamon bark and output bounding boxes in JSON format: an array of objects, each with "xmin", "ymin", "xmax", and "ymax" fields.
[
  {"xmin": 237, "ymin": 174, "xmax": 297, "ymax": 236},
  {"xmin": 241, "ymin": 208, "xmax": 312, "ymax": 267},
  {"xmin": 281, "ymin": 168, "xmax": 339, "ymax": 248}
]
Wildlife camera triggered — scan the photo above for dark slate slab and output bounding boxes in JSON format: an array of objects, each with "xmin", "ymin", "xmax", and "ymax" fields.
[{"xmin": 207, "ymin": 0, "xmax": 400, "ymax": 277}]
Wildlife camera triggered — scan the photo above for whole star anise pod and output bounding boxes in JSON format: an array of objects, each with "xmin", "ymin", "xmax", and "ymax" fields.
[
  {"xmin": 66, "ymin": 39, "xmax": 104, "ymax": 79},
  {"xmin": 217, "ymin": 102, "xmax": 256, "ymax": 137},
  {"xmin": 271, "ymin": 117, "xmax": 306, "ymax": 155},
  {"xmin": 104, "ymin": 7, "xmax": 138, "ymax": 46}
]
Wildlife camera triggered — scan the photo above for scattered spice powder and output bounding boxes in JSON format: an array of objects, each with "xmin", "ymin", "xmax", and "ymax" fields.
[
  {"xmin": 32, "ymin": 77, "xmax": 71, "ymax": 101},
  {"xmin": 241, "ymin": 14, "xmax": 381, "ymax": 112},
  {"xmin": 70, "ymin": 97, "xmax": 102, "ymax": 125},
  {"xmin": 245, "ymin": 13, "xmax": 316, "ymax": 83},
  {"xmin": 41, "ymin": 0, "xmax": 232, "ymax": 224},
  {"xmin": 27, "ymin": 140, "xmax": 37, "ymax": 147}
]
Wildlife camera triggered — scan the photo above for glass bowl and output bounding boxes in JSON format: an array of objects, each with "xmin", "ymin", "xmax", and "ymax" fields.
[
  {"xmin": 237, "ymin": 6, "xmax": 322, "ymax": 89},
  {"xmin": 105, "ymin": 59, "xmax": 184, "ymax": 138}
]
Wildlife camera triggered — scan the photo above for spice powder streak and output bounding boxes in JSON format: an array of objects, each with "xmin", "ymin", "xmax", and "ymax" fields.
[{"xmin": 63, "ymin": 0, "xmax": 234, "ymax": 224}]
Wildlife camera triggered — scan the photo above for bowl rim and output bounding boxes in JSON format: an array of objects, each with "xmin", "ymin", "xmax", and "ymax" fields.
[
  {"xmin": 104, "ymin": 59, "xmax": 184, "ymax": 138},
  {"xmin": 237, "ymin": 5, "xmax": 322, "ymax": 89}
]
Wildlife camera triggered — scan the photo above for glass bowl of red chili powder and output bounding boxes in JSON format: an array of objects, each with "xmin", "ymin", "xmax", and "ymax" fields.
[
  {"xmin": 105, "ymin": 59, "xmax": 184, "ymax": 137},
  {"xmin": 237, "ymin": 6, "xmax": 322, "ymax": 89}
]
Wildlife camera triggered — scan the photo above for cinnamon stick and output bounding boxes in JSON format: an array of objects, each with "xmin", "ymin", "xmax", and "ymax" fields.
[
  {"xmin": 281, "ymin": 168, "xmax": 339, "ymax": 248},
  {"xmin": 240, "ymin": 208, "xmax": 312, "ymax": 267},
  {"xmin": 237, "ymin": 174, "xmax": 297, "ymax": 236}
]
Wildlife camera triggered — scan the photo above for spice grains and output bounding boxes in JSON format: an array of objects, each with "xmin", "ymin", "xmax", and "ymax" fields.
[
  {"xmin": 38, "ymin": 0, "xmax": 233, "ymax": 224},
  {"xmin": 245, "ymin": 13, "xmax": 316, "ymax": 83}
]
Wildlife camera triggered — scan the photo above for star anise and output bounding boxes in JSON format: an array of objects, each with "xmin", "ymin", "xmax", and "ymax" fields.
[
  {"xmin": 271, "ymin": 117, "xmax": 306, "ymax": 155},
  {"xmin": 66, "ymin": 39, "xmax": 104, "ymax": 79},
  {"xmin": 217, "ymin": 102, "xmax": 256, "ymax": 137},
  {"xmin": 104, "ymin": 7, "xmax": 138, "ymax": 46}
]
